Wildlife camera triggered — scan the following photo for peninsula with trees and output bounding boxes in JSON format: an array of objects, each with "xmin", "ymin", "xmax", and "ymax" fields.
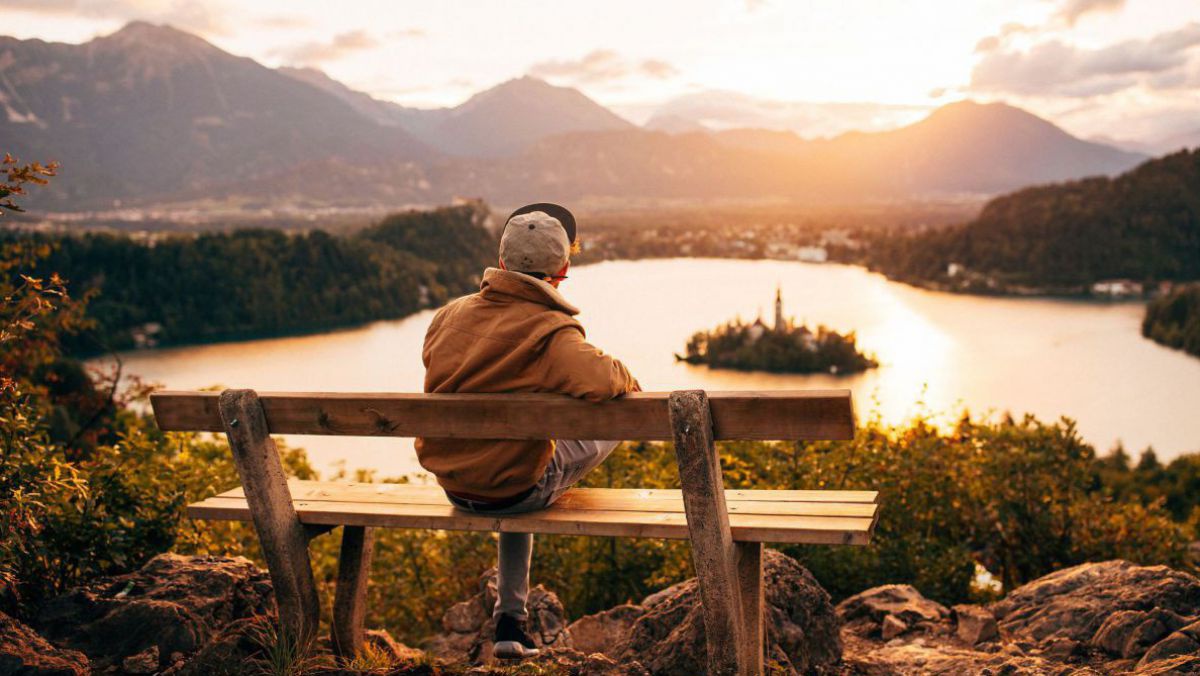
[{"xmin": 677, "ymin": 287, "xmax": 878, "ymax": 374}]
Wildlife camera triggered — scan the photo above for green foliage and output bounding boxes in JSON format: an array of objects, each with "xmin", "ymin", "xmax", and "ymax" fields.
[
  {"xmin": 7, "ymin": 203, "xmax": 497, "ymax": 353},
  {"xmin": 763, "ymin": 415, "xmax": 1188, "ymax": 602},
  {"xmin": 679, "ymin": 320, "xmax": 877, "ymax": 374},
  {"xmin": 862, "ymin": 149, "xmax": 1200, "ymax": 290},
  {"xmin": 1143, "ymin": 283, "xmax": 1200, "ymax": 357},
  {"xmin": 0, "ymin": 384, "xmax": 85, "ymax": 608},
  {"xmin": 2, "ymin": 223, "xmax": 1196, "ymax": 651}
]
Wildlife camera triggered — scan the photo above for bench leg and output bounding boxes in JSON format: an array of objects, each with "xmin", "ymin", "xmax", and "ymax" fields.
[
  {"xmin": 736, "ymin": 541, "xmax": 764, "ymax": 675},
  {"xmin": 669, "ymin": 390, "xmax": 754, "ymax": 676},
  {"xmin": 332, "ymin": 526, "xmax": 375, "ymax": 658},
  {"xmin": 219, "ymin": 389, "xmax": 321, "ymax": 645}
]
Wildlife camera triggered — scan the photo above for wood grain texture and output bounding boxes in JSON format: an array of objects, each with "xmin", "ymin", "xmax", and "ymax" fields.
[
  {"xmin": 736, "ymin": 542, "xmax": 764, "ymax": 676},
  {"xmin": 221, "ymin": 482, "xmax": 880, "ymax": 505},
  {"xmin": 332, "ymin": 526, "xmax": 374, "ymax": 658},
  {"xmin": 670, "ymin": 390, "xmax": 747, "ymax": 675},
  {"xmin": 151, "ymin": 390, "xmax": 855, "ymax": 441},
  {"xmin": 215, "ymin": 481, "xmax": 877, "ymax": 518},
  {"xmin": 187, "ymin": 496, "xmax": 876, "ymax": 545},
  {"xmin": 218, "ymin": 390, "xmax": 321, "ymax": 644}
]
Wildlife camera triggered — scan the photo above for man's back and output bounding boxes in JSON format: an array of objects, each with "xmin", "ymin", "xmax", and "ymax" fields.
[{"xmin": 415, "ymin": 267, "xmax": 637, "ymax": 498}]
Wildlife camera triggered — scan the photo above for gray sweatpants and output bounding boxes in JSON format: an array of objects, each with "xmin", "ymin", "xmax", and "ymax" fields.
[{"xmin": 446, "ymin": 439, "xmax": 621, "ymax": 619}]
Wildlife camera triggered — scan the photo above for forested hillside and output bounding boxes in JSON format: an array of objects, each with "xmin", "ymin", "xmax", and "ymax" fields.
[
  {"xmin": 1143, "ymin": 284, "xmax": 1200, "ymax": 358},
  {"xmin": 18, "ymin": 204, "xmax": 496, "ymax": 353},
  {"xmin": 861, "ymin": 149, "xmax": 1200, "ymax": 292}
]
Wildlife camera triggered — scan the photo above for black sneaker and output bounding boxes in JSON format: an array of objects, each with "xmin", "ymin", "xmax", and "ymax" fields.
[{"xmin": 493, "ymin": 613, "xmax": 540, "ymax": 659}]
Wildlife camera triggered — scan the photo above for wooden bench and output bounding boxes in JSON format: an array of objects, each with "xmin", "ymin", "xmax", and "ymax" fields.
[{"xmin": 151, "ymin": 389, "xmax": 876, "ymax": 676}]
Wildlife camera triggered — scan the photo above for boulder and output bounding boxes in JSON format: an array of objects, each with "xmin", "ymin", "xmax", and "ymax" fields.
[
  {"xmin": 568, "ymin": 604, "xmax": 645, "ymax": 656},
  {"xmin": 841, "ymin": 637, "xmax": 1076, "ymax": 675},
  {"xmin": 615, "ymin": 549, "xmax": 841, "ymax": 675},
  {"xmin": 841, "ymin": 560, "xmax": 1200, "ymax": 676},
  {"xmin": 837, "ymin": 584, "xmax": 950, "ymax": 626},
  {"xmin": 952, "ymin": 604, "xmax": 998, "ymax": 646},
  {"xmin": 424, "ymin": 567, "xmax": 571, "ymax": 663},
  {"xmin": 1136, "ymin": 619, "xmax": 1200, "ymax": 671},
  {"xmin": 34, "ymin": 553, "xmax": 274, "ymax": 673},
  {"xmin": 991, "ymin": 559, "xmax": 1200, "ymax": 652},
  {"xmin": 1092, "ymin": 608, "xmax": 1189, "ymax": 659},
  {"xmin": 0, "ymin": 611, "xmax": 89, "ymax": 676}
]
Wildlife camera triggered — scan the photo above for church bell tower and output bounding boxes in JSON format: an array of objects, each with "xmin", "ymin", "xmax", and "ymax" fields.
[{"xmin": 774, "ymin": 284, "xmax": 784, "ymax": 331}]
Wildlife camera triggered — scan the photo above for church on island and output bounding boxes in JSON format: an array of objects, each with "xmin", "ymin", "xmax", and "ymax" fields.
[
  {"xmin": 677, "ymin": 285, "xmax": 877, "ymax": 375},
  {"xmin": 747, "ymin": 285, "xmax": 815, "ymax": 350}
]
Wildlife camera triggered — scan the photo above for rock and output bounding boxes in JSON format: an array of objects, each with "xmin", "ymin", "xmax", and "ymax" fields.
[
  {"xmin": 615, "ymin": 549, "xmax": 841, "ymax": 675},
  {"xmin": 1039, "ymin": 637, "xmax": 1081, "ymax": 661},
  {"xmin": 841, "ymin": 634, "xmax": 1069, "ymax": 676},
  {"xmin": 423, "ymin": 567, "xmax": 571, "ymax": 663},
  {"xmin": 881, "ymin": 614, "xmax": 907, "ymax": 640},
  {"xmin": 34, "ymin": 553, "xmax": 274, "ymax": 672},
  {"xmin": 952, "ymin": 604, "xmax": 999, "ymax": 646},
  {"xmin": 0, "ymin": 611, "xmax": 89, "ymax": 676},
  {"xmin": 363, "ymin": 628, "xmax": 424, "ymax": 662},
  {"xmin": 1133, "ymin": 654, "xmax": 1200, "ymax": 675},
  {"xmin": 526, "ymin": 647, "xmax": 649, "ymax": 676},
  {"xmin": 1136, "ymin": 619, "xmax": 1200, "ymax": 671},
  {"xmin": 837, "ymin": 584, "xmax": 950, "ymax": 626},
  {"xmin": 121, "ymin": 645, "xmax": 159, "ymax": 674},
  {"xmin": 166, "ymin": 617, "xmax": 264, "ymax": 676},
  {"xmin": 991, "ymin": 560, "xmax": 1200, "ymax": 652},
  {"xmin": 444, "ymin": 597, "xmax": 488, "ymax": 634},
  {"xmin": 567, "ymin": 604, "xmax": 645, "ymax": 657},
  {"xmin": 1092, "ymin": 608, "xmax": 1189, "ymax": 658}
]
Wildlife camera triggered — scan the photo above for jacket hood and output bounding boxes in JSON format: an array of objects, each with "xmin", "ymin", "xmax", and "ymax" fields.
[{"xmin": 479, "ymin": 267, "xmax": 580, "ymax": 316}]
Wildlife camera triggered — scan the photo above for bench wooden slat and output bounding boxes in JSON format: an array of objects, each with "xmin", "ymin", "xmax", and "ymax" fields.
[
  {"xmin": 212, "ymin": 481, "xmax": 878, "ymax": 518},
  {"xmin": 218, "ymin": 481, "xmax": 879, "ymax": 504},
  {"xmin": 188, "ymin": 495, "xmax": 876, "ymax": 545},
  {"xmin": 151, "ymin": 390, "xmax": 855, "ymax": 441}
]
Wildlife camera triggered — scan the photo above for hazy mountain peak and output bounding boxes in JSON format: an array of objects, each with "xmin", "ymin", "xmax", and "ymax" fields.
[
  {"xmin": 97, "ymin": 21, "xmax": 219, "ymax": 51},
  {"xmin": 454, "ymin": 76, "xmax": 609, "ymax": 114},
  {"xmin": 921, "ymin": 99, "xmax": 1058, "ymax": 133},
  {"xmin": 430, "ymin": 75, "xmax": 633, "ymax": 156}
]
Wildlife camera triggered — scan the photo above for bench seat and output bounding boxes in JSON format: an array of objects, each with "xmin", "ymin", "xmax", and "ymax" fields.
[{"xmin": 189, "ymin": 480, "xmax": 880, "ymax": 545}]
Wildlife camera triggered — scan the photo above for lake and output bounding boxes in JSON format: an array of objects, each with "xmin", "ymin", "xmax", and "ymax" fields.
[{"xmin": 104, "ymin": 258, "xmax": 1200, "ymax": 477}]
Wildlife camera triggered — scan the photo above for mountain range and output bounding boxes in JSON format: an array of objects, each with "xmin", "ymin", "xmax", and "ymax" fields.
[{"xmin": 0, "ymin": 22, "xmax": 1154, "ymax": 212}]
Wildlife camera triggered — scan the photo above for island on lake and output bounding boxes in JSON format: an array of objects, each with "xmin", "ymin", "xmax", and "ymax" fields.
[{"xmin": 676, "ymin": 286, "xmax": 878, "ymax": 375}]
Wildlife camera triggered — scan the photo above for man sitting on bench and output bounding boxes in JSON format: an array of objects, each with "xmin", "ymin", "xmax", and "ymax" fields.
[{"xmin": 415, "ymin": 202, "xmax": 640, "ymax": 660}]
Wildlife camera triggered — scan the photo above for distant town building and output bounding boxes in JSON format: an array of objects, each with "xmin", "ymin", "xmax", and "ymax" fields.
[
  {"xmin": 748, "ymin": 317, "xmax": 766, "ymax": 342},
  {"xmin": 797, "ymin": 246, "xmax": 828, "ymax": 263},
  {"xmin": 130, "ymin": 322, "xmax": 163, "ymax": 349},
  {"xmin": 1092, "ymin": 279, "xmax": 1144, "ymax": 298}
]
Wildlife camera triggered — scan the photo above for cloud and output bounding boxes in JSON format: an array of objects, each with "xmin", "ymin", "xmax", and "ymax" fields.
[
  {"xmin": 274, "ymin": 30, "xmax": 384, "ymax": 65},
  {"xmin": 1055, "ymin": 0, "xmax": 1125, "ymax": 26},
  {"xmin": 0, "ymin": 0, "xmax": 229, "ymax": 35},
  {"xmin": 969, "ymin": 22, "xmax": 1200, "ymax": 97},
  {"xmin": 974, "ymin": 23, "xmax": 1035, "ymax": 53},
  {"xmin": 528, "ymin": 49, "xmax": 679, "ymax": 85}
]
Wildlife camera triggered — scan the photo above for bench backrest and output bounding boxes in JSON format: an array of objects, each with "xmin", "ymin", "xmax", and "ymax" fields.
[{"xmin": 150, "ymin": 390, "xmax": 855, "ymax": 441}]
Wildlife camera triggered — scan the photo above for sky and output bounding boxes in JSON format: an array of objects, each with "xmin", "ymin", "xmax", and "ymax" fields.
[{"xmin": 3, "ymin": 0, "xmax": 1199, "ymax": 145}]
